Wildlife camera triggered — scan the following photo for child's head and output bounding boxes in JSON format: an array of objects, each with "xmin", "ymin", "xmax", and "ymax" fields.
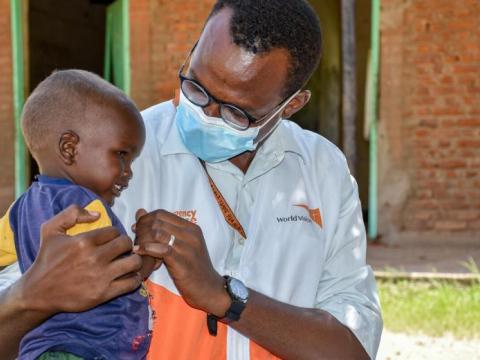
[{"xmin": 22, "ymin": 69, "xmax": 145, "ymax": 205}]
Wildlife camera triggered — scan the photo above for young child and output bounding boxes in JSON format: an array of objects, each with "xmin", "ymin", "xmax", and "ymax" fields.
[{"xmin": 0, "ymin": 70, "xmax": 152, "ymax": 359}]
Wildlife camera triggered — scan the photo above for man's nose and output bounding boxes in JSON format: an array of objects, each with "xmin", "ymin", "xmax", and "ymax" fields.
[{"xmin": 202, "ymin": 101, "xmax": 221, "ymax": 118}]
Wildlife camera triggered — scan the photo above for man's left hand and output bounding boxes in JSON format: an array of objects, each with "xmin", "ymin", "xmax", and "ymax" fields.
[{"xmin": 134, "ymin": 209, "xmax": 230, "ymax": 317}]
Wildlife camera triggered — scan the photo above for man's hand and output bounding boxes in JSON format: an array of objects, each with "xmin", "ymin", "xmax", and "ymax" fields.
[
  {"xmin": 134, "ymin": 209, "xmax": 230, "ymax": 317},
  {"xmin": 20, "ymin": 204, "xmax": 143, "ymax": 314},
  {"xmin": 0, "ymin": 205, "xmax": 143, "ymax": 359}
]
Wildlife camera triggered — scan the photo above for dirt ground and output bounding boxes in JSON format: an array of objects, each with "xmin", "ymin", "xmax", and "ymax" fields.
[
  {"xmin": 367, "ymin": 232, "xmax": 480, "ymax": 273},
  {"xmin": 378, "ymin": 330, "xmax": 480, "ymax": 360}
]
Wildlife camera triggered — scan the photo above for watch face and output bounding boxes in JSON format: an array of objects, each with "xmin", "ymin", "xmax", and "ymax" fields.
[{"xmin": 229, "ymin": 278, "xmax": 249, "ymax": 302}]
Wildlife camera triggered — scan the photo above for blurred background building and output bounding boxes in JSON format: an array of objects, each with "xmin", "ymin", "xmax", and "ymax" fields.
[{"xmin": 0, "ymin": 0, "xmax": 478, "ymax": 243}]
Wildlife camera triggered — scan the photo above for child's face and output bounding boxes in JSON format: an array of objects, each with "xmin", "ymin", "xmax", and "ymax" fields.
[{"xmin": 70, "ymin": 105, "xmax": 145, "ymax": 205}]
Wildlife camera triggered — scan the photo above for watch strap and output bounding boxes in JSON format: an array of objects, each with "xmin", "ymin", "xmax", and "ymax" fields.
[
  {"xmin": 207, "ymin": 314, "xmax": 218, "ymax": 336},
  {"xmin": 206, "ymin": 276, "xmax": 248, "ymax": 337}
]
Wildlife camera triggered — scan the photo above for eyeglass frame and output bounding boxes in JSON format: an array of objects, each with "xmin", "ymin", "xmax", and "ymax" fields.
[{"xmin": 178, "ymin": 41, "xmax": 300, "ymax": 130}]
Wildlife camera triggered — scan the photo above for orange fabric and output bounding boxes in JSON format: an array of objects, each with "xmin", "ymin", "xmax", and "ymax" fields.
[
  {"xmin": 294, "ymin": 204, "xmax": 323, "ymax": 228},
  {"xmin": 146, "ymin": 280, "xmax": 227, "ymax": 360},
  {"xmin": 250, "ymin": 341, "xmax": 281, "ymax": 360}
]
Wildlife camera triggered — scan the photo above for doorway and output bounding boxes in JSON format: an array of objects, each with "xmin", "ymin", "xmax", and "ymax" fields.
[
  {"xmin": 27, "ymin": 0, "xmax": 109, "ymax": 181},
  {"xmin": 24, "ymin": 0, "xmax": 132, "ymax": 184},
  {"xmin": 292, "ymin": 0, "xmax": 371, "ymax": 219}
]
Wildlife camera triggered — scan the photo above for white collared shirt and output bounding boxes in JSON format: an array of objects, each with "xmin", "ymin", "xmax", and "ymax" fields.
[{"xmin": 113, "ymin": 100, "xmax": 382, "ymax": 359}]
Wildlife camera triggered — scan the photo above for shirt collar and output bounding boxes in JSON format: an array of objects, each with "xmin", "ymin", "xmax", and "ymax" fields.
[
  {"xmin": 36, "ymin": 175, "xmax": 74, "ymax": 185},
  {"xmin": 260, "ymin": 119, "xmax": 305, "ymax": 163}
]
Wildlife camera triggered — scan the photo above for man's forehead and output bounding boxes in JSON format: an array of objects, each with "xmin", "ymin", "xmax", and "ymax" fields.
[{"xmin": 191, "ymin": 8, "xmax": 290, "ymax": 110}]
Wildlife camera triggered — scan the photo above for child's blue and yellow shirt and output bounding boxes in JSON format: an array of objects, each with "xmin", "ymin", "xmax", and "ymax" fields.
[{"xmin": 0, "ymin": 175, "xmax": 151, "ymax": 360}]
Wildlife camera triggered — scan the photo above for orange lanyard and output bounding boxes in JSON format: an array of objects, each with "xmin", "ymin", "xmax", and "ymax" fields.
[{"xmin": 201, "ymin": 162, "xmax": 247, "ymax": 239}]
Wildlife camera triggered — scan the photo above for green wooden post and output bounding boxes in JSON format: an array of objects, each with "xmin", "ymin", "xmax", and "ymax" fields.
[
  {"xmin": 10, "ymin": 0, "xmax": 28, "ymax": 198},
  {"xmin": 104, "ymin": 0, "xmax": 131, "ymax": 95},
  {"xmin": 367, "ymin": 0, "xmax": 380, "ymax": 240}
]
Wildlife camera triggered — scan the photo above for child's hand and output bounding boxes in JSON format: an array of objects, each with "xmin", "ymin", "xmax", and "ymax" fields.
[
  {"xmin": 138, "ymin": 255, "xmax": 161, "ymax": 280},
  {"xmin": 133, "ymin": 209, "xmax": 163, "ymax": 280}
]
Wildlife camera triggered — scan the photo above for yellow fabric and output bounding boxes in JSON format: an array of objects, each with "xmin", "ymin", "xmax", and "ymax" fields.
[
  {"xmin": 0, "ymin": 206, "xmax": 17, "ymax": 266},
  {"xmin": 66, "ymin": 200, "xmax": 112, "ymax": 236}
]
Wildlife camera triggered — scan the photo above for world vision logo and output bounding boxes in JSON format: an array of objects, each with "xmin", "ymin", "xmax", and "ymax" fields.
[
  {"xmin": 174, "ymin": 209, "xmax": 197, "ymax": 224},
  {"xmin": 294, "ymin": 204, "xmax": 323, "ymax": 228},
  {"xmin": 276, "ymin": 214, "xmax": 313, "ymax": 224}
]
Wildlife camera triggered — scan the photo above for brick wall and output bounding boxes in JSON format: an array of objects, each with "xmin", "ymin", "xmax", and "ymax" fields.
[
  {"xmin": 1, "ymin": 0, "xmax": 478, "ymax": 234},
  {"xmin": 379, "ymin": 0, "xmax": 480, "ymax": 234},
  {"xmin": 0, "ymin": 0, "xmax": 14, "ymax": 214},
  {"xmin": 130, "ymin": 0, "xmax": 215, "ymax": 110}
]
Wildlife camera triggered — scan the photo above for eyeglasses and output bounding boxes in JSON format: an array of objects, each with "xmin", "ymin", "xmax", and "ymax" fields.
[{"xmin": 178, "ymin": 42, "xmax": 297, "ymax": 131}]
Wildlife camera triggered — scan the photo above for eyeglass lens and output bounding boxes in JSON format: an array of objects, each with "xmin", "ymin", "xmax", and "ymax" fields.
[{"xmin": 181, "ymin": 79, "xmax": 251, "ymax": 129}]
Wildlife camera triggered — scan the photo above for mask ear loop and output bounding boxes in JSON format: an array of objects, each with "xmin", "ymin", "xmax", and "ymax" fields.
[
  {"xmin": 253, "ymin": 90, "xmax": 301, "ymax": 145},
  {"xmin": 173, "ymin": 88, "xmax": 181, "ymax": 107}
]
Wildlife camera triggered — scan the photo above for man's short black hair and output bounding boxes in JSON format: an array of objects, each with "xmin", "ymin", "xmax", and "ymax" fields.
[{"xmin": 209, "ymin": 0, "xmax": 322, "ymax": 97}]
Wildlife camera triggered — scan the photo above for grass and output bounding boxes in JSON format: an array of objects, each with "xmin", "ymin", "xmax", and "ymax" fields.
[{"xmin": 378, "ymin": 278, "xmax": 480, "ymax": 339}]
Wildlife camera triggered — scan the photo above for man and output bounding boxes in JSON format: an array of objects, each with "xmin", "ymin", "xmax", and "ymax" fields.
[
  {"xmin": 116, "ymin": 1, "xmax": 382, "ymax": 359},
  {"xmin": 1, "ymin": 1, "xmax": 382, "ymax": 359}
]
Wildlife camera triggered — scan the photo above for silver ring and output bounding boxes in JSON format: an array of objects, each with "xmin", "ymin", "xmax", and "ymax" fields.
[{"xmin": 168, "ymin": 234, "xmax": 176, "ymax": 248}]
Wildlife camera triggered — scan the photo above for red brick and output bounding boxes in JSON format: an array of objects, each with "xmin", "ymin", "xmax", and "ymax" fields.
[
  {"xmin": 438, "ymin": 140, "xmax": 451, "ymax": 148},
  {"xmin": 415, "ymin": 129, "xmax": 430, "ymax": 138},
  {"xmin": 414, "ymin": 210, "xmax": 436, "ymax": 220},
  {"xmin": 458, "ymin": 140, "xmax": 480, "ymax": 148},
  {"xmin": 434, "ymin": 220, "xmax": 467, "ymax": 231},
  {"xmin": 441, "ymin": 160, "xmax": 467, "ymax": 169},
  {"xmin": 456, "ymin": 210, "xmax": 480, "ymax": 221},
  {"xmin": 458, "ymin": 119, "xmax": 480, "ymax": 127}
]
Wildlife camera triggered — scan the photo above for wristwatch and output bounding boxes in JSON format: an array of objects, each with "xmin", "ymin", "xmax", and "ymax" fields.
[{"xmin": 207, "ymin": 276, "xmax": 249, "ymax": 336}]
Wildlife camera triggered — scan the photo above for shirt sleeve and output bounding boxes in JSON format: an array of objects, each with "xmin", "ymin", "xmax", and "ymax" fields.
[
  {"xmin": 0, "ymin": 206, "xmax": 17, "ymax": 267},
  {"xmin": 314, "ymin": 166, "xmax": 383, "ymax": 359}
]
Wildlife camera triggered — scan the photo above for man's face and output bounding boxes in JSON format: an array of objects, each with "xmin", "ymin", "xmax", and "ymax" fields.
[
  {"xmin": 185, "ymin": 8, "xmax": 293, "ymax": 127},
  {"xmin": 71, "ymin": 104, "xmax": 145, "ymax": 205}
]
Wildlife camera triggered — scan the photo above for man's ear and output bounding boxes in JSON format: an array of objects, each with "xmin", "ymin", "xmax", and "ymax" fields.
[
  {"xmin": 282, "ymin": 90, "xmax": 311, "ymax": 119},
  {"xmin": 58, "ymin": 131, "xmax": 80, "ymax": 165}
]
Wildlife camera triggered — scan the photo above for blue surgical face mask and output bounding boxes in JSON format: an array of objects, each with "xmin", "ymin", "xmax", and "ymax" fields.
[{"xmin": 175, "ymin": 92, "xmax": 298, "ymax": 163}]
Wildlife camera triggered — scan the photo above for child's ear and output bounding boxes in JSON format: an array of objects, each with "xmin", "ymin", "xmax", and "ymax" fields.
[{"xmin": 58, "ymin": 131, "xmax": 80, "ymax": 165}]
